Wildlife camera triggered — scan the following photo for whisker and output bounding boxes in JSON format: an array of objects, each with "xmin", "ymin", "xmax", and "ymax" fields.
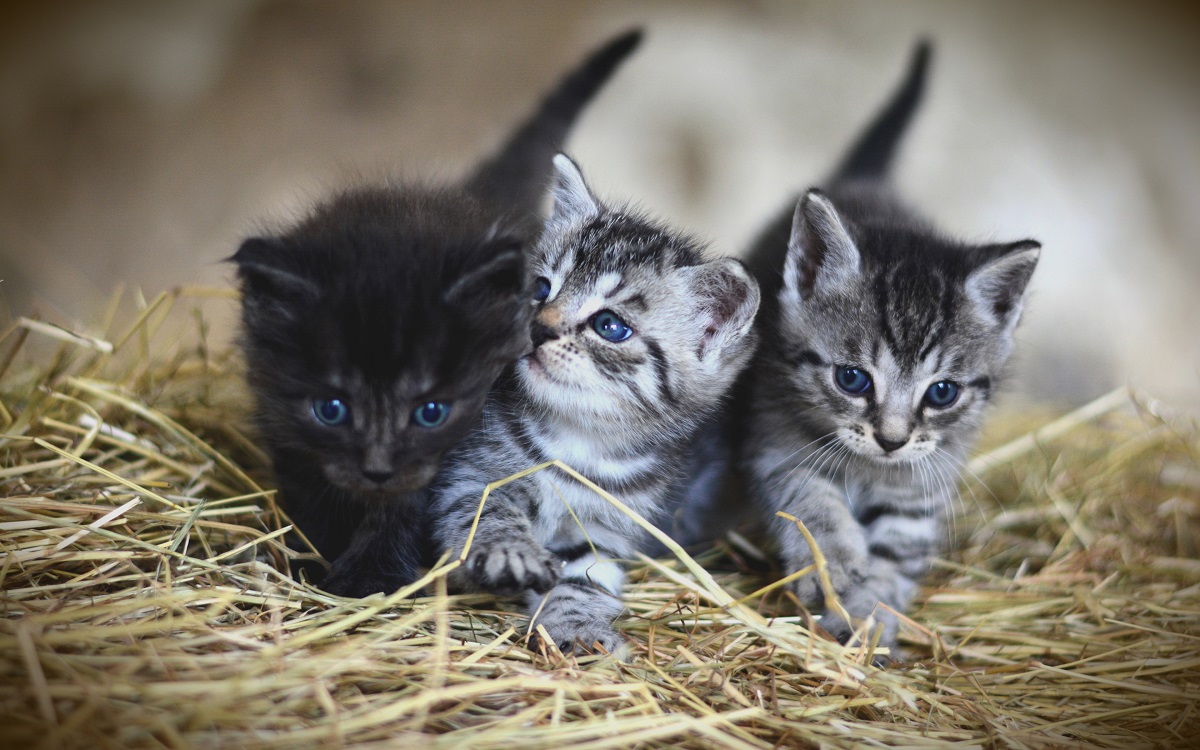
[
  {"xmin": 767, "ymin": 431, "xmax": 841, "ymax": 492},
  {"xmin": 922, "ymin": 450, "xmax": 959, "ymax": 550},
  {"xmin": 761, "ymin": 429, "xmax": 839, "ymax": 481}
]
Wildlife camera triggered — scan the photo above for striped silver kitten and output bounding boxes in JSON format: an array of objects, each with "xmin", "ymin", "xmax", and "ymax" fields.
[
  {"xmin": 431, "ymin": 154, "xmax": 760, "ymax": 654},
  {"xmin": 741, "ymin": 43, "xmax": 1040, "ymax": 649}
]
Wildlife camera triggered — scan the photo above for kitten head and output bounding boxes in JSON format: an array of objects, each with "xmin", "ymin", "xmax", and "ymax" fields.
[
  {"xmin": 233, "ymin": 186, "xmax": 530, "ymax": 497},
  {"xmin": 774, "ymin": 186, "xmax": 1039, "ymax": 465},
  {"xmin": 517, "ymin": 155, "xmax": 760, "ymax": 439}
]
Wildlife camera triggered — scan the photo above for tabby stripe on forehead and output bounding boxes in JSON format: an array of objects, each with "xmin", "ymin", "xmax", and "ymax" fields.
[
  {"xmin": 931, "ymin": 349, "xmax": 945, "ymax": 374},
  {"xmin": 787, "ymin": 349, "xmax": 825, "ymax": 367},
  {"xmin": 580, "ymin": 217, "xmax": 649, "ymax": 258},
  {"xmin": 933, "ymin": 278, "xmax": 958, "ymax": 356},
  {"xmin": 918, "ymin": 282, "xmax": 955, "ymax": 362},
  {"xmin": 643, "ymin": 338, "xmax": 679, "ymax": 407},
  {"xmin": 621, "ymin": 293, "xmax": 648, "ymax": 313},
  {"xmin": 918, "ymin": 320, "xmax": 945, "ymax": 362},
  {"xmin": 546, "ymin": 240, "xmax": 571, "ymax": 274},
  {"xmin": 874, "ymin": 273, "xmax": 901, "ymax": 359},
  {"xmin": 875, "ymin": 268, "xmax": 951, "ymax": 367}
]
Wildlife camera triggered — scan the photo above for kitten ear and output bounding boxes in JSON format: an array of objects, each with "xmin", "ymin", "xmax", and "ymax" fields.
[
  {"xmin": 230, "ymin": 237, "xmax": 319, "ymax": 301},
  {"xmin": 684, "ymin": 258, "xmax": 762, "ymax": 361},
  {"xmin": 443, "ymin": 243, "xmax": 526, "ymax": 305},
  {"xmin": 782, "ymin": 190, "xmax": 861, "ymax": 299},
  {"xmin": 548, "ymin": 153, "xmax": 600, "ymax": 226},
  {"xmin": 964, "ymin": 240, "xmax": 1041, "ymax": 332}
]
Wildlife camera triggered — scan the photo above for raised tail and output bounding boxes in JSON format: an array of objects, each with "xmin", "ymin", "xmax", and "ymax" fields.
[
  {"xmin": 831, "ymin": 39, "xmax": 932, "ymax": 183},
  {"xmin": 465, "ymin": 28, "xmax": 643, "ymax": 217}
]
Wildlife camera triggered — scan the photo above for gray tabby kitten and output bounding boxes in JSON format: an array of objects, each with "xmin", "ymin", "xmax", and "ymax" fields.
[
  {"xmin": 431, "ymin": 154, "xmax": 760, "ymax": 654},
  {"xmin": 740, "ymin": 42, "xmax": 1040, "ymax": 648}
]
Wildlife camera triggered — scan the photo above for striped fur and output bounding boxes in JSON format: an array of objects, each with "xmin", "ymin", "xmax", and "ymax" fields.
[
  {"xmin": 740, "ymin": 43, "xmax": 1040, "ymax": 649},
  {"xmin": 431, "ymin": 155, "xmax": 760, "ymax": 654}
]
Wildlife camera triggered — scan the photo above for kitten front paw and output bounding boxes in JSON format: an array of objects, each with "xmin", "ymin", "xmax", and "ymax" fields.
[
  {"xmin": 784, "ymin": 552, "xmax": 857, "ymax": 609},
  {"xmin": 466, "ymin": 537, "xmax": 560, "ymax": 594},
  {"xmin": 788, "ymin": 573, "xmax": 824, "ymax": 609},
  {"xmin": 531, "ymin": 590, "xmax": 625, "ymax": 656},
  {"xmin": 834, "ymin": 584, "xmax": 901, "ymax": 651},
  {"xmin": 788, "ymin": 565, "xmax": 902, "ymax": 653},
  {"xmin": 321, "ymin": 565, "xmax": 414, "ymax": 599},
  {"xmin": 532, "ymin": 619, "xmax": 625, "ymax": 656}
]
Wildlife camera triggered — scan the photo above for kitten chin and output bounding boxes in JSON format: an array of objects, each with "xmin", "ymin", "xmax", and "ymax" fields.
[{"xmin": 231, "ymin": 31, "xmax": 643, "ymax": 598}]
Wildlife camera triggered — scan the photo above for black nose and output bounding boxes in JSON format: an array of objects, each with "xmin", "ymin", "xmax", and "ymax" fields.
[
  {"xmin": 874, "ymin": 434, "xmax": 908, "ymax": 453},
  {"xmin": 531, "ymin": 322, "xmax": 559, "ymax": 349},
  {"xmin": 362, "ymin": 469, "xmax": 393, "ymax": 484}
]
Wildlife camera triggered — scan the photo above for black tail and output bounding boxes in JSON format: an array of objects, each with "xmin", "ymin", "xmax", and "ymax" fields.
[
  {"xmin": 831, "ymin": 39, "xmax": 932, "ymax": 183},
  {"xmin": 465, "ymin": 28, "xmax": 643, "ymax": 216}
]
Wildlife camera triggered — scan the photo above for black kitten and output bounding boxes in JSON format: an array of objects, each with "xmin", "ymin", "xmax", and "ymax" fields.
[{"xmin": 231, "ymin": 31, "xmax": 642, "ymax": 597}]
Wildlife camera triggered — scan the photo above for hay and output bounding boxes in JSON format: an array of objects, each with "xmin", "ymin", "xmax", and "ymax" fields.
[{"xmin": 1, "ymin": 288, "xmax": 1197, "ymax": 749}]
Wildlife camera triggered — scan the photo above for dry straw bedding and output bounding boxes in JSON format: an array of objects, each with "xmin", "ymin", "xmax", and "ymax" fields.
[{"xmin": 1, "ymin": 288, "xmax": 1197, "ymax": 749}]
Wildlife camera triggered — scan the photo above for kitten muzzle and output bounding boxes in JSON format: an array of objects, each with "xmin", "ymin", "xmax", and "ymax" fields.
[
  {"xmin": 326, "ymin": 458, "xmax": 440, "ymax": 497},
  {"xmin": 530, "ymin": 322, "xmax": 560, "ymax": 349},
  {"xmin": 874, "ymin": 434, "xmax": 909, "ymax": 454}
]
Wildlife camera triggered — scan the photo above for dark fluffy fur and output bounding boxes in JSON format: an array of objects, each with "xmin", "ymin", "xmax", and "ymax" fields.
[{"xmin": 231, "ymin": 31, "xmax": 642, "ymax": 597}]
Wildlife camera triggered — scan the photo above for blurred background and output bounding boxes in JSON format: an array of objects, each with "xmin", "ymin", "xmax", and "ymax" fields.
[{"xmin": 1, "ymin": 0, "xmax": 1197, "ymax": 409}]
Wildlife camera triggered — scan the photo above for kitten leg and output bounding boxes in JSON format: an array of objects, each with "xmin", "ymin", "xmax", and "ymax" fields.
[
  {"xmin": 768, "ymin": 473, "xmax": 868, "ymax": 607},
  {"xmin": 773, "ymin": 500, "xmax": 896, "ymax": 644},
  {"xmin": 437, "ymin": 480, "xmax": 561, "ymax": 595},
  {"xmin": 274, "ymin": 473, "xmax": 364, "ymax": 590},
  {"xmin": 526, "ymin": 551, "xmax": 625, "ymax": 655},
  {"xmin": 820, "ymin": 558, "xmax": 918, "ymax": 648},
  {"xmin": 320, "ymin": 501, "xmax": 423, "ymax": 598},
  {"xmin": 771, "ymin": 475, "xmax": 937, "ymax": 647},
  {"xmin": 768, "ymin": 471, "xmax": 908, "ymax": 643},
  {"xmin": 835, "ymin": 506, "xmax": 939, "ymax": 646}
]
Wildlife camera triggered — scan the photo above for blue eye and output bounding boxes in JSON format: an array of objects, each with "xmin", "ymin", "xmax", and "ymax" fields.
[
  {"xmin": 312, "ymin": 398, "xmax": 350, "ymax": 426},
  {"xmin": 924, "ymin": 380, "xmax": 960, "ymax": 408},
  {"xmin": 834, "ymin": 366, "xmax": 872, "ymax": 395},
  {"xmin": 591, "ymin": 310, "xmax": 632, "ymax": 342},
  {"xmin": 533, "ymin": 276, "xmax": 551, "ymax": 302},
  {"xmin": 412, "ymin": 401, "xmax": 452, "ymax": 428}
]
